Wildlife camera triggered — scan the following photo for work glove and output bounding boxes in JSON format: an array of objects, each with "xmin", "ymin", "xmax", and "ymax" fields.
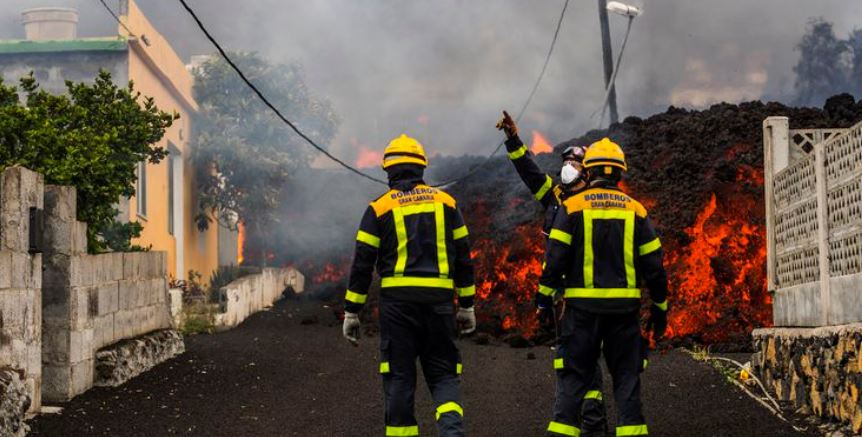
[
  {"xmin": 534, "ymin": 291, "xmax": 554, "ymax": 313},
  {"xmin": 457, "ymin": 307, "xmax": 476, "ymax": 335},
  {"xmin": 645, "ymin": 301, "xmax": 670, "ymax": 341},
  {"xmin": 496, "ymin": 110, "xmax": 519, "ymax": 140},
  {"xmin": 343, "ymin": 311, "xmax": 361, "ymax": 346}
]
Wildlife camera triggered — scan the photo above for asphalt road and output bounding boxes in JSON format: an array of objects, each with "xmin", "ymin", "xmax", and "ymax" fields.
[{"xmin": 28, "ymin": 299, "xmax": 819, "ymax": 437}]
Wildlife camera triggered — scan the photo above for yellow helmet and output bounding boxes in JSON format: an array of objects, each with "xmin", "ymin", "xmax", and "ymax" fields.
[
  {"xmin": 583, "ymin": 137, "xmax": 627, "ymax": 171},
  {"xmin": 382, "ymin": 134, "xmax": 428, "ymax": 169}
]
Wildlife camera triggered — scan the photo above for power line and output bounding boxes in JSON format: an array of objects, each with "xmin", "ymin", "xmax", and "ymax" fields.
[
  {"xmin": 97, "ymin": 0, "xmax": 137, "ymax": 38},
  {"xmin": 177, "ymin": 0, "xmax": 570, "ymax": 187}
]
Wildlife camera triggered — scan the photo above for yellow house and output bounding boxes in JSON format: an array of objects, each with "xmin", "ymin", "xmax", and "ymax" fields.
[{"xmin": 0, "ymin": 1, "xmax": 229, "ymax": 280}]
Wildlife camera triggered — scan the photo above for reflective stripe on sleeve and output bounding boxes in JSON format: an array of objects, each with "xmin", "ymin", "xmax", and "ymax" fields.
[
  {"xmin": 638, "ymin": 238, "xmax": 661, "ymax": 255},
  {"xmin": 457, "ymin": 285, "xmax": 476, "ymax": 297},
  {"xmin": 534, "ymin": 176, "xmax": 553, "ymax": 201},
  {"xmin": 539, "ymin": 285, "xmax": 557, "ymax": 296},
  {"xmin": 345, "ymin": 289, "xmax": 367, "ymax": 304},
  {"xmin": 549, "ymin": 229, "xmax": 572, "ymax": 245},
  {"xmin": 385, "ymin": 425, "xmax": 419, "ymax": 436},
  {"xmin": 585, "ymin": 390, "xmax": 603, "ymax": 401},
  {"xmin": 453, "ymin": 225, "xmax": 469, "ymax": 240},
  {"xmin": 547, "ymin": 421, "xmax": 580, "ymax": 436},
  {"xmin": 507, "ymin": 145, "xmax": 528, "ymax": 160},
  {"xmin": 616, "ymin": 424, "xmax": 648, "ymax": 436},
  {"xmin": 356, "ymin": 230, "xmax": 380, "ymax": 248},
  {"xmin": 435, "ymin": 402, "xmax": 464, "ymax": 420}
]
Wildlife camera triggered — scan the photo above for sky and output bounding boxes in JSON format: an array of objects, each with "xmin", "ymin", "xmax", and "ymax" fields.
[{"xmin": 2, "ymin": 0, "xmax": 862, "ymax": 168}]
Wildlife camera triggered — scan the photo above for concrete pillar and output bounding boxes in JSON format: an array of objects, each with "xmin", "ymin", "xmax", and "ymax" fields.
[{"xmin": 763, "ymin": 117, "xmax": 789, "ymax": 298}]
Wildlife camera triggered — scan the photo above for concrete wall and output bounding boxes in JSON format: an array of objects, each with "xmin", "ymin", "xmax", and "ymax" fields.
[
  {"xmin": 214, "ymin": 267, "xmax": 305, "ymax": 329},
  {"xmin": 0, "ymin": 167, "xmax": 43, "ymax": 414},
  {"xmin": 42, "ymin": 184, "xmax": 172, "ymax": 402}
]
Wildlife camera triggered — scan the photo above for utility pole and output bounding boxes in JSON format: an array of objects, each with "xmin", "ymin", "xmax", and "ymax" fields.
[{"xmin": 597, "ymin": 0, "xmax": 619, "ymax": 125}]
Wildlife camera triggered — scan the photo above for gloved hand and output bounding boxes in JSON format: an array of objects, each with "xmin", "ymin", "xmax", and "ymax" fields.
[
  {"xmin": 343, "ymin": 311, "xmax": 360, "ymax": 346},
  {"xmin": 534, "ymin": 291, "xmax": 553, "ymax": 313},
  {"xmin": 646, "ymin": 301, "xmax": 670, "ymax": 341},
  {"xmin": 457, "ymin": 307, "xmax": 476, "ymax": 335},
  {"xmin": 495, "ymin": 110, "xmax": 519, "ymax": 140}
]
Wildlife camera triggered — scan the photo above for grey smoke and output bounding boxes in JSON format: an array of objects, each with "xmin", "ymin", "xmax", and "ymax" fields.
[{"xmin": 2, "ymin": 0, "xmax": 862, "ymax": 163}]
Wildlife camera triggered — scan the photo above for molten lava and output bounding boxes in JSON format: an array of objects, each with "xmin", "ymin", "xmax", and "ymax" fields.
[
  {"xmin": 237, "ymin": 222, "xmax": 246, "ymax": 265},
  {"xmin": 531, "ymin": 130, "xmax": 553, "ymax": 155},
  {"xmin": 354, "ymin": 139, "xmax": 383, "ymax": 169}
]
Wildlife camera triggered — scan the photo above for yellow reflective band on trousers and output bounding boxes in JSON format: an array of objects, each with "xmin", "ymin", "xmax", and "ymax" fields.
[
  {"xmin": 453, "ymin": 225, "xmax": 469, "ymax": 240},
  {"xmin": 539, "ymin": 284, "xmax": 557, "ymax": 296},
  {"xmin": 508, "ymin": 144, "xmax": 528, "ymax": 160},
  {"xmin": 434, "ymin": 203, "xmax": 449, "ymax": 278},
  {"xmin": 585, "ymin": 390, "xmax": 603, "ymax": 401},
  {"xmin": 547, "ymin": 421, "xmax": 580, "ymax": 436},
  {"xmin": 582, "ymin": 209, "xmax": 635, "ymax": 288},
  {"xmin": 564, "ymin": 288, "xmax": 641, "ymax": 299},
  {"xmin": 457, "ymin": 285, "xmax": 476, "ymax": 297},
  {"xmin": 356, "ymin": 230, "xmax": 380, "ymax": 248},
  {"xmin": 386, "ymin": 425, "xmax": 419, "ymax": 436},
  {"xmin": 549, "ymin": 229, "xmax": 572, "ymax": 245},
  {"xmin": 535, "ymin": 175, "xmax": 553, "ymax": 200},
  {"xmin": 435, "ymin": 402, "xmax": 463, "ymax": 420},
  {"xmin": 381, "ymin": 276, "xmax": 454, "ymax": 289},
  {"xmin": 456, "ymin": 363, "xmax": 463, "ymax": 374},
  {"xmin": 554, "ymin": 358, "xmax": 564, "ymax": 369},
  {"xmin": 638, "ymin": 237, "xmax": 661, "ymax": 255},
  {"xmin": 345, "ymin": 289, "xmax": 367, "ymax": 304},
  {"xmin": 379, "ymin": 362, "xmax": 390, "ymax": 374},
  {"xmin": 616, "ymin": 424, "xmax": 648, "ymax": 436},
  {"xmin": 392, "ymin": 208, "xmax": 408, "ymax": 275}
]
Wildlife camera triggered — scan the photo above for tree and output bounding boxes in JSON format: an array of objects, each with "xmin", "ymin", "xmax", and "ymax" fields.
[
  {"xmin": 0, "ymin": 71, "xmax": 177, "ymax": 252},
  {"xmin": 794, "ymin": 19, "xmax": 849, "ymax": 106},
  {"xmin": 190, "ymin": 52, "xmax": 340, "ymax": 264}
]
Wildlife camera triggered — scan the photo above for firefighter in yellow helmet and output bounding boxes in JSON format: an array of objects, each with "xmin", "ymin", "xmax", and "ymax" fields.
[
  {"xmin": 538, "ymin": 138, "xmax": 670, "ymax": 437},
  {"xmin": 343, "ymin": 134, "xmax": 477, "ymax": 437}
]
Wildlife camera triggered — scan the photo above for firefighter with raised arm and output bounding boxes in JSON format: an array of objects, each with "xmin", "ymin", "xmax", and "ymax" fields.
[
  {"xmin": 496, "ymin": 111, "xmax": 609, "ymax": 435},
  {"xmin": 539, "ymin": 138, "xmax": 670, "ymax": 437},
  {"xmin": 342, "ymin": 134, "xmax": 477, "ymax": 437}
]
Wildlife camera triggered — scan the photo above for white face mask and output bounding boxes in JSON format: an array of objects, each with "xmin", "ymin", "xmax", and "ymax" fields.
[{"xmin": 560, "ymin": 163, "xmax": 581, "ymax": 185}]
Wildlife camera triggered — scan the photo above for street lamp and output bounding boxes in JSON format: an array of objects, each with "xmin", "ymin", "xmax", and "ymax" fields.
[
  {"xmin": 596, "ymin": 0, "xmax": 642, "ymax": 126},
  {"xmin": 606, "ymin": 1, "xmax": 642, "ymax": 18}
]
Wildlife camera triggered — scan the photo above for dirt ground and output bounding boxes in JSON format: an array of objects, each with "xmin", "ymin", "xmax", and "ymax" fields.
[{"xmin": 28, "ymin": 299, "xmax": 820, "ymax": 437}]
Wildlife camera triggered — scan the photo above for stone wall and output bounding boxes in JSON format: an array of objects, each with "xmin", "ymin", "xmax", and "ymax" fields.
[
  {"xmin": 753, "ymin": 326, "xmax": 862, "ymax": 433},
  {"xmin": 0, "ymin": 167, "xmax": 44, "ymax": 415},
  {"xmin": 41, "ymin": 185, "xmax": 175, "ymax": 402},
  {"xmin": 214, "ymin": 267, "xmax": 304, "ymax": 329},
  {"xmin": 0, "ymin": 368, "xmax": 30, "ymax": 437}
]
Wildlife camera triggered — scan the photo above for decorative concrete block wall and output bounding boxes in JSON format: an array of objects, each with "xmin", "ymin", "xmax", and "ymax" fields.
[
  {"xmin": 214, "ymin": 267, "xmax": 304, "ymax": 329},
  {"xmin": 41, "ymin": 185, "xmax": 173, "ymax": 402},
  {"xmin": 0, "ymin": 167, "xmax": 44, "ymax": 416}
]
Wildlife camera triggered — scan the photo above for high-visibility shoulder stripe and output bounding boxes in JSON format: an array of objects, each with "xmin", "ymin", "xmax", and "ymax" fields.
[
  {"xmin": 385, "ymin": 425, "xmax": 419, "ymax": 436},
  {"xmin": 381, "ymin": 276, "xmax": 454, "ymax": 289},
  {"xmin": 370, "ymin": 185, "xmax": 456, "ymax": 217},
  {"xmin": 655, "ymin": 300, "xmax": 668, "ymax": 311},
  {"xmin": 549, "ymin": 229, "xmax": 572, "ymax": 245},
  {"xmin": 453, "ymin": 225, "xmax": 469, "ymax": 240},
  {"xmin": 345, "ymin": 290, "xmax": 367, "ymax": 304},
  {"xmin": 508, "ymin": 145, "xmax": 528, "ymax": 160},
  {"xmin": 639, "ymin": 238, "xmax": 661, "ymax": 256},
  {"xmin": 400, "ymin": 203, "xmax": 436, "ymax": 216},
  {"xmin": 564, "ymin": 288, "xmax": 641, "ymax": 299},
  {"xmin": 356, "ymin": 230, "xmax": 380, "ymax": 248},
  {"xmin": 547, "ymin": 421, "xmax": 580, "ymax": 436},
  {"xmin": 435, "ymin": 402, "xmax": 463, "ymax": 421},
  {"xmin": 563, "ymin": 187, "xmax": 648, "ymax": 218},
  {"xmin": 457, "ymin": 285, "xmax": 476, "ymax": 297},
  {"xmin": 534, "ymin": 175, "xmax": 553, "ymax": 201},
  {"xmin": 538, "ymin": 285, "xmax": 557, "ymax": 296},
  {"xmin": 585, "ymin": 390, "xmax": 603, "ymax": 401},
  {"xmin": 616, "ymin": 424, "xmax": 648, "ymax": 436}
]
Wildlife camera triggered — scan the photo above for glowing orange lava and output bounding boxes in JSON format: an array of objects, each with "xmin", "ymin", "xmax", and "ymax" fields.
[
  {"xmin": 531, "ymin": 130, "xmax": 553, "ymax": 155},
  {"xmin": 353, "ymin": 138, "xmax": 383, "ymax": 168},
  {"xmin": 237, "ymin": 222, "xmax": 246, "ymax": 265}
]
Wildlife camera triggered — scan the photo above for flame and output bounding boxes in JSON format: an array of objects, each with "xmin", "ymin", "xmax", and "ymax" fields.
[
  {"xmin": 531, "ymin": 130, "xmax": 553, "ymax": 155},
  {"xmin": 353, "ymin": 138, "xmax": 382, "ymax": 169},
  {"xmin": 237, "ymin": 222, "xmax": 246, "ymax": 265}
]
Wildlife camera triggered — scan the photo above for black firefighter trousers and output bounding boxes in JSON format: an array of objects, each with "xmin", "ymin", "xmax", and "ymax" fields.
[
  {"xmin": 547, "ymin": 308, "xmax": 648, "ymax": 437},
  {"xmin": 379, "ymin": 298, "xmax": 464, "ymax": 437}
]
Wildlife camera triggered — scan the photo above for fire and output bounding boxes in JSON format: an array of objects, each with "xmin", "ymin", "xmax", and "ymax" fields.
[
  {"xmin": 312, "ymin": 260, "xmax": 349, "ymax": 285},
  {"xmin": 531, "ymin": 130, "xmax": 553, "ymax": 155},
  {"xmin": 237, "ymin": 222, "xmax": 246, "ymax": 265},
  {"xmin": 353, "ymin": 138, "xmax": 382, "ymax": 169}
]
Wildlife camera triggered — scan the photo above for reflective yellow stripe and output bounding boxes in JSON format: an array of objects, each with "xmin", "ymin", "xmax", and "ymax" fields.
[
  {"xmin": 435, "ymin": 402, "xmax": 463, "ymax": 420},
  {"xmin": 356, "ymin": 230, "xmax": 380, "ymax": 248},
  {"xmin": 655, "ymin": 300, "xmax": 668, "ymax": 311},
  {"xmin": 381, "ymin": 276, "xmax": 454, "ymax": 289},
  {"xmin": 435, "ymin": 203, "xmax": 449, "ymax": 278},
  {"xmin": 379, "ymin": 362, "xmax": 390, "ymax": 374},
  {"xmin": 539, "ymin": 285, "xmax": 557, "ymax": 296},
  {"xmin": 585, "ymin": 390, "xmax": 603, "ymax": 401},
  {"xmin": 400, "ymin": 203, "xmax": 435, "ymax": 216},
  {"xmin": 564, "ymin": 288, "xmax": 641, "ymax": 299},
  {"xmin": 583, "ymin": 209, "xmax": 636, "ymax": 288},
  {"xmin": 583, "ymin": 210, "xmax": 595, "ymax": 288},
  {"xmin": 345, "ymin": 289, "xmax": 367, "ymax": 304},
  {"xmin": 624, "ymin": 212, "xmax": 635, "ymax": 287},
  {"xmin": 554, "ymin": 358, "xmax": 564, "ymax": 369},
  {"xmin": 547, "ymin": 421, "xmax": 580, "ymax": 436},
  {"xmin": 639, "ymin": 238, "xmax": 661, "ymax": 256},
  {"xmin": 393, "ymin": 208, "xmax": 408, "ymax": 275},
  {"xmin": 549, "ymin": 229, "xmax": 572, "ymax": 245},
  {"xmin": 456, "ymin": 363, "xmax": 463, "ymax": 374},
  {"xmin": 457, "ymin": 285, "xmax": 475, "ymax": 297},
  {"xmin": 616, "ymin": 424, "xmax": 648, "ymax": 436},
  {"xmin": 507, "ymin": 144, "xmax": 528, "ymax": 160},
  {"xmin": 453, "ymin": 225, "xmax": 469, "ymax": 240},
  {"xmin": 386, "ymin": 425, "xmax": 419, "ymax": 436},
  {"xmin": 534, "ymin": 175, "xmax": 553, "ymax": 200},
  {"xmin": 642, "ymin": 359, "xmax": 649, "ymax": 370}
]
